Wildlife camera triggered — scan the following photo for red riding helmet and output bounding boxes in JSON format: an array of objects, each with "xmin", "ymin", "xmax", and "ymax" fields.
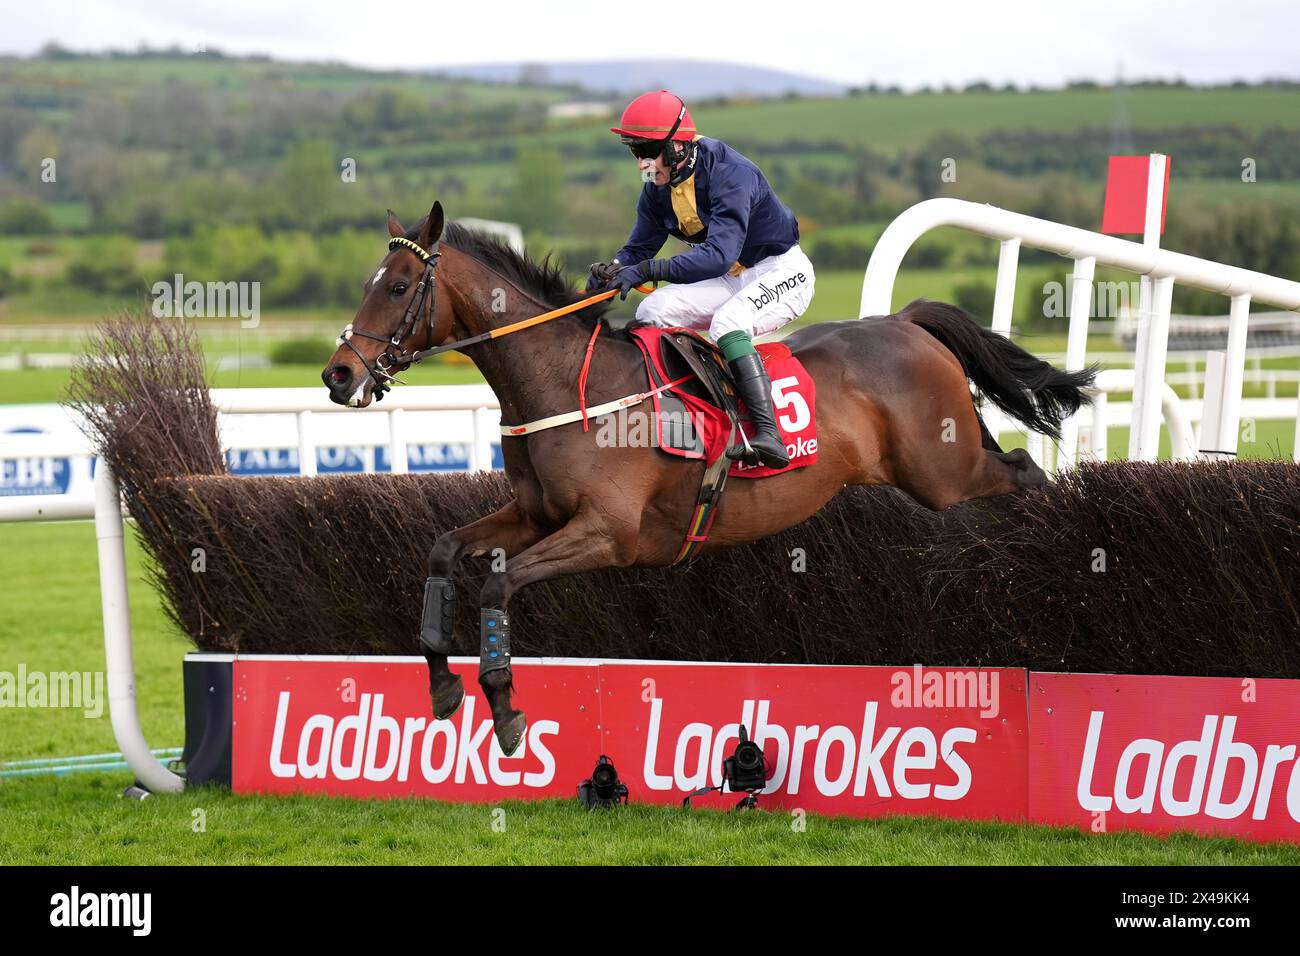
[{"xmin": 610, "ymin": 89, "xmax": 696, "ymax": 141}]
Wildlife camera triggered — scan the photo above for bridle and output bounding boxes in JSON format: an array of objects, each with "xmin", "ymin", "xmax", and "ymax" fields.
[
  {"xmin": 336, "ymin": 235, "xmax": 441, "ymax": 401},
  {"xmin": 335, "ymin": 233, "xmax": 655, "ymax": 403}
]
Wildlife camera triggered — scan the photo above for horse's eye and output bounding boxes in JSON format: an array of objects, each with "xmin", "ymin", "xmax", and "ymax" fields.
[{"xmin": 390, "ymin": 283, "xmax": 408, "ymax": 297}]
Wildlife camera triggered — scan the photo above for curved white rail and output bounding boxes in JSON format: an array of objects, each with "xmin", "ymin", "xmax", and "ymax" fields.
[
  {"xmin": 860, "ymin": 198, "xmax": 1300, "ymax": 464},
  {"xmin": 860, "ymin": 198, "xmax": 1300, "ymax": 318},
  {"xmin": 1085, "ymin": 368, "xmax": 1196, "ymax": 462},
  {"xmin": 94, "ymin": 463, "xmax": 185, "ymax": 794}
]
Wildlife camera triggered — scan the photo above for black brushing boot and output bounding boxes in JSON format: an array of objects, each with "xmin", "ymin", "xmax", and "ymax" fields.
[
  {"xmin": 727, "ymin": 352, "xmax": 790, "ymax": 470},
  {"xmin": 420, "ymin": 576, "xmax": 464, "ymax": 719}
]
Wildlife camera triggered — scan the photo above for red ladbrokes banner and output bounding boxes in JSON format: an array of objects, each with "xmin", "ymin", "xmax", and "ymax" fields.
[
  {"xmin": 595, "ymin": 664, "xmax": 1026, "ymax": 818},
  {"xmin": 231, "ymin": 657, "xmax": 1300, "ymax": 841},
  {"xmin": 233, "ymin": 658, "xmax": 601, "ymax": 799},
  {"xmin": 1029, "ymin": 672, "xmax": 1300, "ymax": 841},
  {"xmin": 233, "ymin": 659, "xmax": 1027, "ymax": 819}
]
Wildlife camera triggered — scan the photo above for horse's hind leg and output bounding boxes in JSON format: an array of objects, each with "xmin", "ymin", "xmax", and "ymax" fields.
[
  {"xmin": 886, "ymin": 342, "xmax": 1045, "ymax": 508},
  {"xmin": 421, "ymin": 501, "xmax": 545, "ymax": 720},
  {"xmin": 476, "ymin": 509, "xmax": 635, "ymax": 755},
  {"xmin": 992, "ymin": 447, "xmax": 1046, "ymax": 490},
  {"xmin": 892, "ymin": 407, "xmax": 1045, "ymax": 509}
]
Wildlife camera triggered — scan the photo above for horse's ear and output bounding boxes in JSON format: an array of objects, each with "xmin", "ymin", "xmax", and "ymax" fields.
[
  {"xmin": 418, "ymin": 201, "xmax": 445, "ymax": 248},
  {"xmin": 386, "ymin": 209, "xmax": 404, "ymax": 239}
]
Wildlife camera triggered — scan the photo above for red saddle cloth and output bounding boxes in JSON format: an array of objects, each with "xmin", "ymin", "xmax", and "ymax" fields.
[{"xmin": 627, "ymin": 326, "xmax": 818, "ymax": 479}]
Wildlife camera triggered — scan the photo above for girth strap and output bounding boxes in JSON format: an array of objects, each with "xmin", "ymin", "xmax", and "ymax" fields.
[
  {"xmin": 499, "ymin": 374, "xmax": 693, "ymax": 437},
  {"xmin": 671, "ymin": 449, "xmax": 730, "ymax": 565}
]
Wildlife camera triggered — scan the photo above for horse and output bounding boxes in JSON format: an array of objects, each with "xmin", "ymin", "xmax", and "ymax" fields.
[{"xmin": 322, "ymin": 202, "xmax": 1096, "ymax": 755}]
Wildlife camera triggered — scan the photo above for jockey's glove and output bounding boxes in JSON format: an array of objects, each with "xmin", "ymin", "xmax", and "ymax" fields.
[
  {"xmin": 585, "ymin": 259, "xmax": 622, "ymax": 292},
  {"xmin": 610, "ymin": 258, "xmax": 669, "ymax": 300}
]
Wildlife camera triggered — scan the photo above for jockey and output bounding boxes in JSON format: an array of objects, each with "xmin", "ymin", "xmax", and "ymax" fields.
[{"xmin": 588, "ymin": 89, "xmax": 815, "ymax": 470}]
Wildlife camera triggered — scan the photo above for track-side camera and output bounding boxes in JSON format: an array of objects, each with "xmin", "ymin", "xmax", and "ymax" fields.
[
  {"xmin": 578, "ymin": 755, "xmax": 628, "ymax": 809},
  {"xmin": 683, "ymin": 726, "xmax": 768, "ymax": 810}
]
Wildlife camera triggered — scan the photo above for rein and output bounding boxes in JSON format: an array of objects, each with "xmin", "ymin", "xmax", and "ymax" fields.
[
  {"xmin": 340, "ymin": 233, "xmax": 723, "ymax": 566},
  {"xmin": 338, "ymin": 235, "xmax": 650, "ymax": 401}
]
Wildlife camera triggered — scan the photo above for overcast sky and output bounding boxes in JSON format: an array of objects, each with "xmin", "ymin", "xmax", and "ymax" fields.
[{"xmin": 4, "ymin": 0, "xmax": 1297, "ymax": 89}]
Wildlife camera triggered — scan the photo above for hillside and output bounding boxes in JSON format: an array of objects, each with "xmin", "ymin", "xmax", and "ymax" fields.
[
  {"xmin": 434, "ymin": 58, "xmax": 846, "ymax": 98},
  {"xmin": 1, "ymin": 49, "xmax": 1298, "ymax": 333}
]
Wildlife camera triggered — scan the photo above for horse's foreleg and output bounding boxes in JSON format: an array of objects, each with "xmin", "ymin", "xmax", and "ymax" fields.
[
  {"xmin": 420, "ymin": 500, "xmax": 545, "ymax": 720},
  {"xmin": 475, "ymin": 511, "xmax": 634, "ymax": 755},
  {"xmin": 426, "ymin": 499, "xmax": 541, "ymax": 578}
]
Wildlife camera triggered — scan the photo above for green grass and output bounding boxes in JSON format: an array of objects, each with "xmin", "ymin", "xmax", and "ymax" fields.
[
  {"xmin": 999, "ymin": 419, "xmax": 1296, "ymax": 462},
  {"xmin": 3, "ymin": 263, "xmax": 1297, "ymax": 462},
  {"xmin": 0, "ymin": 522, "xmax": 187, "ymax": 760},
  {"xmin": 3, "ymin": 493, "xmax": 1299, "ymax": 864},
  {"xmin": 492, "ymin": 87, "xmax": 1300, "ymax": 159},
  {"xmin": 0, "ymin": 360, "xmax": 489, "ymax": 404},
  {"xmin": 0, "ymin": 54, "xmax": 573, "ymax": 105},
  {"xmin": 4, "ymin": 782, "xmax": 1299, "ymax": 866}
]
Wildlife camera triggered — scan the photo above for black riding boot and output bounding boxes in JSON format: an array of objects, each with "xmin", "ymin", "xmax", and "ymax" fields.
[{"xmin": 727, "ymin": 352, "xmax": 790, "ymax": 470}]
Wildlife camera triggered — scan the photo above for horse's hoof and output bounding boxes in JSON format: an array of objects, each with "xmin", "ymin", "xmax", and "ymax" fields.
[
  {"xmin": 495, "ymin": 712, "xmax": 527, "ymax": 757},
  {"xmin": 430, "ymin": 674, "xmax": 465, "ymax": 720}
]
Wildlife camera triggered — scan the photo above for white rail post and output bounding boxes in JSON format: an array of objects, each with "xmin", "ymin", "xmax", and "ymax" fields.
[
  {"xmin": 1132, "ymin": 275, "xmax": 1175, "ymax": 460},
  {"xmin": 1129, "ymin": 154, "xmax": 1169, "ymax": 462},
  {"xmin": 94, "ymin": 463, "xmax": 185, "ymax": 794},
  {"xmin": 1200, "ymin": 350, "xmax": 1227, "ymax": 455},
  {"xmin": 1204, "ymin": 293, "xmax": 1252, "ymax": 458},
  {"xmin": 1058, "ymin": 256, "xmax": 1096, "ymax": 471},
  {"xmin": 388, "ymin": 408, "xmax": 408, "ymax": 474},
  {"xmin": 297, "ymin": 409, "xmax": 317, "ymax": 477},
  {"xmin": 991, "ymin": 238, "xmax": 1021, "ymax": 336},
  {"xmin": 1159, "ymin": 381, "xmax": 1197, "ymax": 460},
  {"xmin": 1026, "ymin": 430, "xmax": 1044, "ymax": 469},
  {"xmin": 1090, "ymin": 389, "xmax": 1109, "ymax": 462},
  {"xmin": 1293, "ymin": 383, "xmax": 1300, "ymax": 464},
  {"xmin": 1127, "ymin": 277, "xmax": 1152, "ymax": 453},
  {"xmin": 471, "ymin": 406, "xmax": 495, "ymax": 473}
]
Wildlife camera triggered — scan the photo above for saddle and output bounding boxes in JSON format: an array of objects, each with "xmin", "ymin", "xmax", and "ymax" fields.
[
  {"xmin": 636, "ymin": 327, "xmax": 747, "ymax": 456},
  {"xmin": 618, "ymin": 326, "xmax": 738, "ymax": 564},
  {"xmin": 618, "ymin": 324, "xmax": 819, "ymax": 564}
]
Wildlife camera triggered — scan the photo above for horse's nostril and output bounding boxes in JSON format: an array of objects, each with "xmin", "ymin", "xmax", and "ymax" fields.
[{"xmin": 326, "ymin": 366, "xmax": 351, "ymax": 388}]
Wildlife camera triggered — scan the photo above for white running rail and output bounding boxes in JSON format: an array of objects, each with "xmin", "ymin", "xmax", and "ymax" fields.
[
  {"xmin": 861, "ymin": 198, "xmax": 1300, "ymax": 466},
  {"xmin": 1, "ymin": 385, "xmax": 501, "ymax": 790},
  {"xmin": 0, "ymin": 385, "xmax": 502, "ymax": 522},
  {"xmin": 94, "ymin": 461, "xmax": 184, "ymax": 793}
]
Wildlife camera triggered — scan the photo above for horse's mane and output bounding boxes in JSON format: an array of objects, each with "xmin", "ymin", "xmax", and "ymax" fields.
[{"xmin": 418, "ymin": 221, "xmax": 614, "ymax": 323}]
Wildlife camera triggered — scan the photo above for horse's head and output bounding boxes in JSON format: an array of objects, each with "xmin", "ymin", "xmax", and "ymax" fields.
[{"xmin": 322, "ymin": 202, "xmax": 456, "ymax": 407}]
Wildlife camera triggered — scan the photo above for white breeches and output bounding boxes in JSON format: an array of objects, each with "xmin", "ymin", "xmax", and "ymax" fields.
[{"xmin": 634, "ymin": 244, "xmax": 816, "ymax": 340}]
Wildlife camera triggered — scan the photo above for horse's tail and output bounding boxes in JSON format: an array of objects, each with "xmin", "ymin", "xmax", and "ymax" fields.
[{"xmin": 899, "ymin": 298, "xmax": 1097, "ymax": 441}]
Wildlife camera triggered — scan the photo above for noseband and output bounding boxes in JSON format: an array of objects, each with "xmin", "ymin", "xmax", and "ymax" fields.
[{"xmin": 336, "ymin": 235, "xmax": 441, "ymax": 401}]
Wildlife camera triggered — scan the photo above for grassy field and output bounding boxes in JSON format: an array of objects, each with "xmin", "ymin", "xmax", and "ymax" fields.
[
  {"xmin": 390, "ymin": 85, "xmax": 1300, "ymax": 163},
  {"xmin": 3, "ymin": 262, "xmax": 1296, "ymax": 458},
  {"xmin": 8, "ymin": 54, "xmax": 1298, "ymax": 154},
  {"xmin": 2, "ymin": 520, "xmax": 1298, "ymax": 865},
  {"xmin": 0, "ymin": 361, "xmax": 489, "ymax": 405},
  {"xmin": 8, "ymin": 781, "xmax": 1300, "ymax": 866},
  {"xmin": 3, "ymin": 265, "xmax": 1031, "ymax": 402},
  {"xmin": 0, "ymin": 54, "xmax": 574, "ymax": 104},
  {"xmin": 432, "ymin": 88, "xmax": 1300, "ymax": 203},
  {"xmin": 697, "ymin": 87, "xmax": 1300, "ymax": 154}
]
